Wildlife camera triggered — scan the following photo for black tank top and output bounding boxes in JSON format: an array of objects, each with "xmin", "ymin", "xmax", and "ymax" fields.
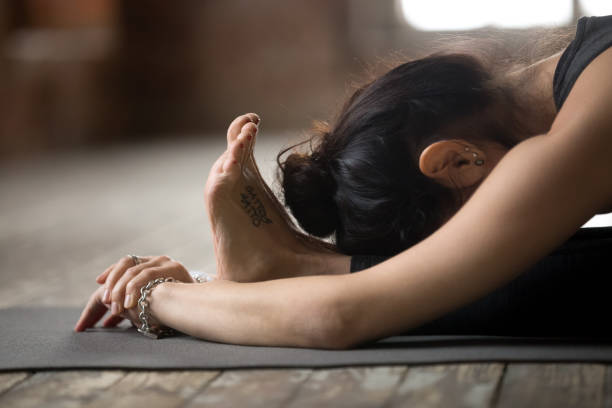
[
  {"xmin": 351, "ymin": 15, "xmax": 612, "ymax": 273},
  {"xmin": 553, "ymin": 14, "xmax": 612, "ymax": 111}
]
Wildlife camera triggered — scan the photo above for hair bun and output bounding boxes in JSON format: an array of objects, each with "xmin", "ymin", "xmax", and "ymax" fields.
[{"xmin": 280, "ymin": 151, "xmax": 339, "ymax": 237}]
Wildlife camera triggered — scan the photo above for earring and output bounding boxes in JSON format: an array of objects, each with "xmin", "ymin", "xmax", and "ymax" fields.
[{"xmin": 464, "ymin": 147, "xmax": 484, "ymax": 166}]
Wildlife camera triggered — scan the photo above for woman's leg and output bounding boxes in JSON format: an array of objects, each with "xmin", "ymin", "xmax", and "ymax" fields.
[{"xmin": 353, "ymin": 227, "xmax": 612, "ymax": 337}]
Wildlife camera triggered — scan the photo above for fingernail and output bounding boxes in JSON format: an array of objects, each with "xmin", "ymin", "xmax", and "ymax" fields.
[
  {"xmin": 247, "ymin": 134, "xmax": 252, "ymax": 140},
  {"xmin": 103, "ymin": 288, "xmax": 110, "ymax": 303},
  {"xmin": 124, "ymin": 294, "xmax": 132, "ymax": 309},
  {"xmin": 240, "ymin": 143, "xmax": 244, "ymax": 148},
  {"xmin": 253, "ymin": 115, "xmax": 260, "ymax": 124},
  {"xmin": 111, "ymin": 302, "xmax": 118, "ymax": 315}
]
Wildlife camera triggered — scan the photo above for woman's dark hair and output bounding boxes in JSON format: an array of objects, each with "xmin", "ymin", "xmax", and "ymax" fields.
[{"xmin": 277, "ymin": 33, "xmax": 572, "ymax": 256}]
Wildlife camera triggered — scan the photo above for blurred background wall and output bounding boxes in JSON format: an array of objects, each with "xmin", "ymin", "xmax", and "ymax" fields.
[{"xmin": 0, "ymin": 0, "xmax": 605, "ymax": 158}]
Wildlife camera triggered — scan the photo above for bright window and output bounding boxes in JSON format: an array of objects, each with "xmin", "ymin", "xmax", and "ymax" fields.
[
  {"xmin": 400, "ymin": 0, "xmax": 573, "ymax": 31},
  {"xmin": 579, "ymin": 0, "xmax": 612, "ymax": 16}
]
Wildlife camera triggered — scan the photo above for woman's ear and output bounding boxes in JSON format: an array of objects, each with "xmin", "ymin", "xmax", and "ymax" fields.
[{"xmin": 418, "ymin": 140, "xmax": 488, "ymax": 189}]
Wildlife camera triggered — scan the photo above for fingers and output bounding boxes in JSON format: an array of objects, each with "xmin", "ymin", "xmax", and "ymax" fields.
[
  {"xmin": 95, "ymin": 264, "xmax": 114, "ymax": 284},
  {"xmin": 108, "ymin": 257, "xmax": 161, "ymax": 315},
  {"xmin": 102, "ymin": 314, "xmax": 125, "ymax": 328},
  {"xmin": 102, "ymin": 255, "xmax": 151, "ymax": 305},
  {"xmin": 112, "ymin": 255, "xmax": 185, "ymax": 312},
  {"xmin": 98, "ymin": 254, "xmax": 189, "ymax": 318},
  {"xmin": 102, "ymin": 256, "xmax": 134, "ymax": 304},
  {"xmin": 74, "ymin": 286, "xmax": 108, "ymax": 332},
  {"xmin": 227, "ymin": 113, "xmax": 260, "ymax": 144},
  {"xmin": 122, "ymin": 258, "xmax": 189, "ymax": 310},
  {"xmin": 122, "ymin": 266, "xmax": 168, "ymax": 309}
]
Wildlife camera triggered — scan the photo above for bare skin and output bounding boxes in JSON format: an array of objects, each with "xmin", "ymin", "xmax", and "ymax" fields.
[
  {"xmin": 505, "ymin": 50, "xmax": 563, "ymax": 135},
  {"xmin": 204, "ymin": 113, "xmax": 349, "ymax": 282},
  {"xmin": 202, "ymin": 51, "xmax": 565, "ymax": 284},
  {"xmin": 81, "ymin": 113, "xmax": 350, "ymax": 325},
  {"xmin": 76, "ymin": 47, "xmax": 612, "ymax": 348},
  {"xmin": 204, "ymin": 52, "xmax": 565, "ymax": 284}
]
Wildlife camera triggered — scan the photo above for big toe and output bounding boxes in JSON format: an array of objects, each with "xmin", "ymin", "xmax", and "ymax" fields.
[{"xmin": 226, "ymin": 113, "xmax": 260, "ymax": 145}]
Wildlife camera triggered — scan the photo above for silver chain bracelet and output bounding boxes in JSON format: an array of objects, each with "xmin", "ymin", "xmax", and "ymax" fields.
[{"xmin": 137, "ymin": 277, "xmax": 179, "ymax": 339}]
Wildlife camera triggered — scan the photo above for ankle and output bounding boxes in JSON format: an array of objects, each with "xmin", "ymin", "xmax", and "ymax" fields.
[{"xmin": 282, "ymin": 247, "xmax": 351, "ymax": 277}]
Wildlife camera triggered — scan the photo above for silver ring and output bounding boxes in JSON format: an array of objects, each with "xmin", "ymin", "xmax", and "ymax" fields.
[{"xmin": 128, "ymin": 254, "xmax": 141, "ymax": 266}]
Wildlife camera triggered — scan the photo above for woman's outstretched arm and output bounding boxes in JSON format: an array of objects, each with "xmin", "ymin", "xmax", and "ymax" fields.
[
  {"xmin": 148, "ymin": 277, "xmax": 350, "ymax": 348},
  {"xmin": 148, "ymin": 47, "xmax": 612, "ymax": 348}
]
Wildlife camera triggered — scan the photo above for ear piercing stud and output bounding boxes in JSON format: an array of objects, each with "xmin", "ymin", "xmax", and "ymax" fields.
[{"xmin": 464, "ymin": 146, "xmax": 484, "ymax": 166}]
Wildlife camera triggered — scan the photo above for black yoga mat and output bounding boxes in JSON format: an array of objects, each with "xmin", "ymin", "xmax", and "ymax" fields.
[
  {"xmin": 2, "ymin": 306, "xmax": 612, "ymax": 372},
  {"xmin": 2, "ymin": 226, "xmax": 612, "ymax": 372}
]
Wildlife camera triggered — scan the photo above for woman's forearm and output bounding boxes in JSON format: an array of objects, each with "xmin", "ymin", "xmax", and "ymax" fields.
[{"xmin": 148, "ymin": 276, "xmax": 350, "ymax": 349}]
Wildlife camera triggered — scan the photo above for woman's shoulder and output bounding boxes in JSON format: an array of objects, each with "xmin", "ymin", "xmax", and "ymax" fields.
[
  {"xmin": 551, "ymin": 45, "xmax": 612, "ymax": 137},
  {"xmin": 550, "ymin": 45, "xmax": 612, "ymax": 212}
]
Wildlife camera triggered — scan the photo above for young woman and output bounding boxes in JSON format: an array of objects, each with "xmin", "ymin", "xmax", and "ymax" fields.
[{"xmin": 75, "ymin": 15, "xmax": 612, "ymax": 348}]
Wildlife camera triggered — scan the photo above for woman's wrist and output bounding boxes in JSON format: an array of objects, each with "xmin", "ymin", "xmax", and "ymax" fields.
[{"xmin": 144, "ymin": 281, "xmax": 173, "ymax": 329}]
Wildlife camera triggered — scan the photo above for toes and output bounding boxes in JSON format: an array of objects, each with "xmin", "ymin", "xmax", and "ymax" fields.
[
  {"xmin": 227, "ymin": 114, "xmax": 251, "ymax": 144},
  {"xmin": 227, "ymin": 113, "xmax": 259, "ymax": 145},
  {"xmin": 222, "ymin": 135, "xmax": 246, "ymax": 174},
  {"xmin": 246, "ymin": 113, "xmax": 260, "ymax": 125},
  {"xmin": 241, "ymin": 121, "xmax": 258, "ymax": 137},
  {"xmin": 240, "ymin": 122, "xmax": 258, "ymax": 157},
  {"xmin": 221, "ymin": 119, "xmax": 259, "ymax": 176}
]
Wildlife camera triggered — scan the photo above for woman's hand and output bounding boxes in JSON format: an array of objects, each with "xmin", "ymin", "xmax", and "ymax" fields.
[
  {"xmin": 74, "ymin": 285, "xmax": 145, "ymax": 331},
  {"xmin": 94, "ymin": 255, "xmax": 195, "ymax": 316}
]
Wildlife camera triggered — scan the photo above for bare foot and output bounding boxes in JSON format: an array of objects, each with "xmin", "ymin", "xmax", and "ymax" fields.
[{"xmin": 204, "ymin": 113, "xmax": 342, "ymax": 282}]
